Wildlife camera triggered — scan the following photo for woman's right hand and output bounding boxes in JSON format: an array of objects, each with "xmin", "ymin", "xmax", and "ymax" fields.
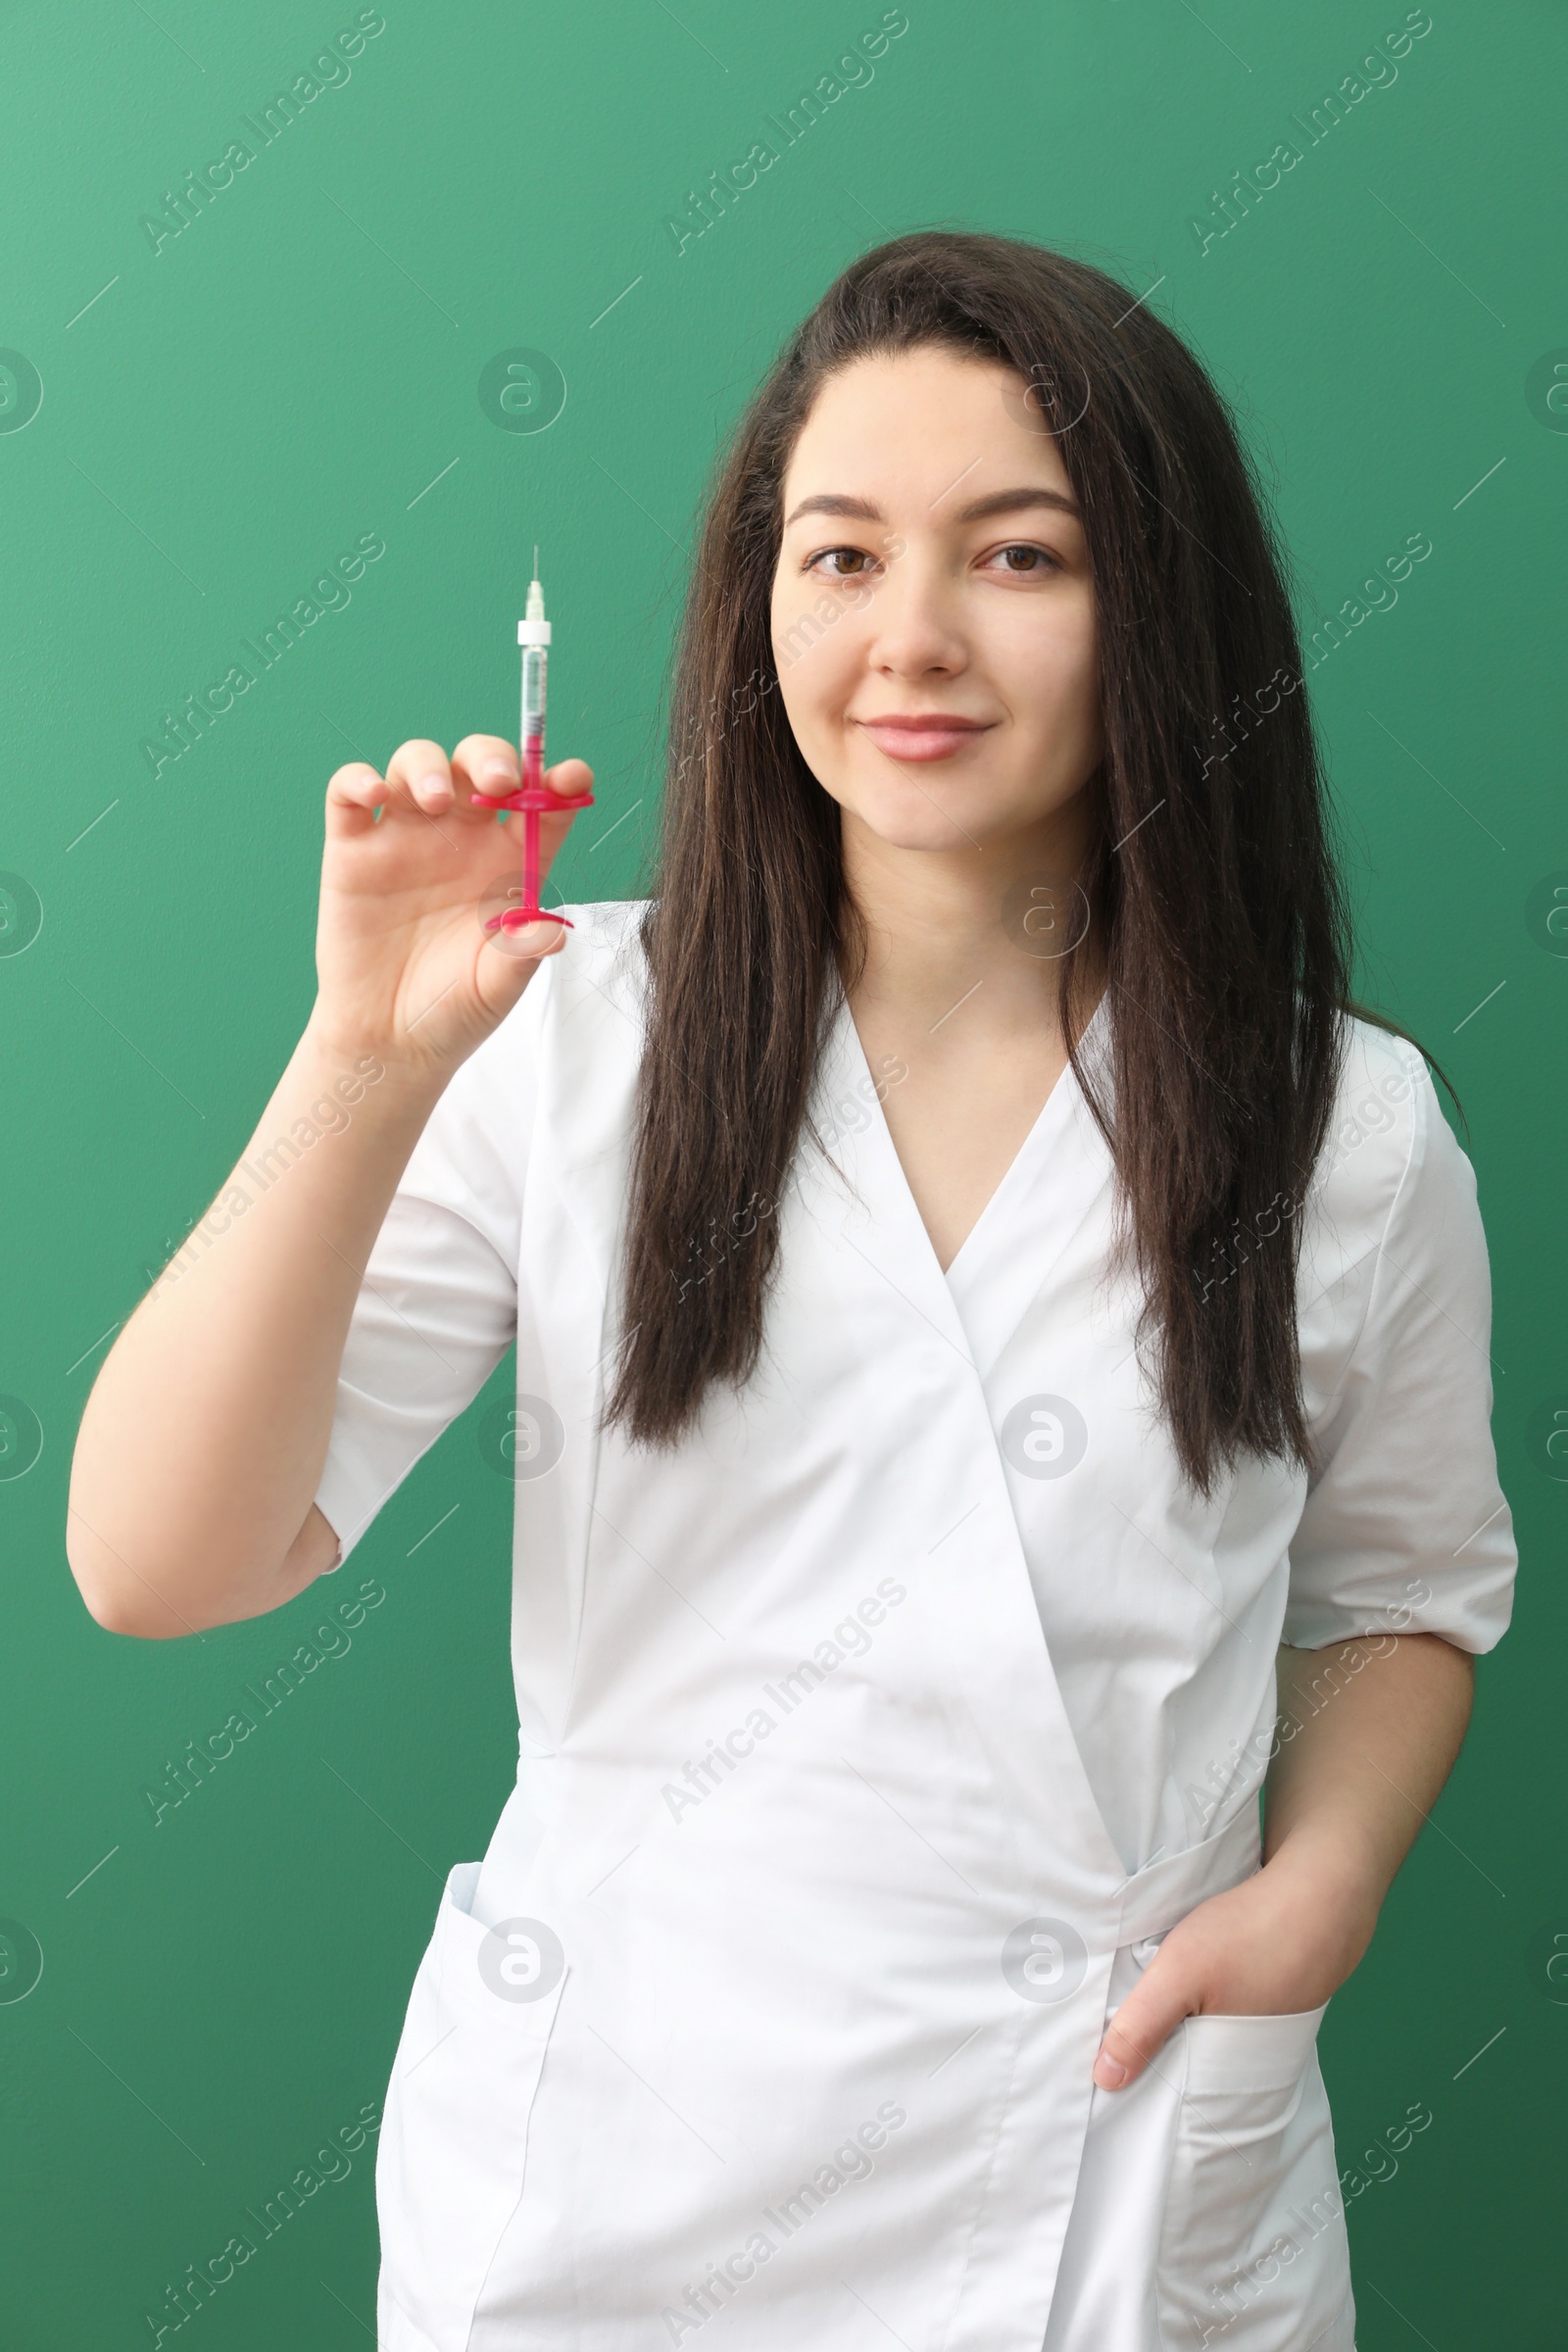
[{"xmin": 309, "ymin": 733, "xmax": 595, "ymax": 1080}]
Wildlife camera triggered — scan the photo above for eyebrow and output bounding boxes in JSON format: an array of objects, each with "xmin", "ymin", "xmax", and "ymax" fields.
[{"xmin": 781, "ymin": 485, "xmax": 1082, "ymax": 528}]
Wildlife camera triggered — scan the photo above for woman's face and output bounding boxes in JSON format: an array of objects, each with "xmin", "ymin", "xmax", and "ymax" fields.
[{"xmin": 769, "ymin": 345, "xmax": 1103, "ymax": 858}]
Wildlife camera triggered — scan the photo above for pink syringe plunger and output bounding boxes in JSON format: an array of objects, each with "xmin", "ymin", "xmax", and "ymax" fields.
[{"xmin": 475, "ymin": 559, "xmax": 593, "ymax": 933}]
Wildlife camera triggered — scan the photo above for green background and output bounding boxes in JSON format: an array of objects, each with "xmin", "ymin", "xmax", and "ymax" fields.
[{"xmin": 2, "ymin": 1, "xmax": 1564, "ymax": 2342}]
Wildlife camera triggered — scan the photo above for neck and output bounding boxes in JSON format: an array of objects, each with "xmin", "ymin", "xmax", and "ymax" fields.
[{"xmin": 838, "ymin": 791, "xmax": 1105, "ymax": 1046}]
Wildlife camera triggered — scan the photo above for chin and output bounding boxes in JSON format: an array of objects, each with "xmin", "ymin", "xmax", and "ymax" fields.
[{"xmin": 840, "ymin": 772, "xmax": 1004, "ymax": 855}]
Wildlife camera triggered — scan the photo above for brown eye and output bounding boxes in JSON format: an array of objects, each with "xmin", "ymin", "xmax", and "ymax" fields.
[
  {"xmin": 978, "ymin": 543, "xmax": 1063, "ymax": 578},
  {"xmin": 808, "ymin": 546, "xmax": 875, "ymax": 578}
]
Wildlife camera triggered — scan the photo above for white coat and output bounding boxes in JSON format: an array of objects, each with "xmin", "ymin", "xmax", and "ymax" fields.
[{"xmin": 313, "ymin": 900, "xmax": 1515, "ymax": 2352}]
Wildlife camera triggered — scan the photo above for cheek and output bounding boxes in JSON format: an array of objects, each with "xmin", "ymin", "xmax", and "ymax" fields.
[
  {"xmin": 1049, "ymin": 591, "xmax": 1101, "ymax": 688},
  {"xmin": 770, "ymin": 596, "xmax": 860, "ymax": 734},
  {"xmin": 1026, "ymin": 605, "xmax": 1102, "ymax": 737}
]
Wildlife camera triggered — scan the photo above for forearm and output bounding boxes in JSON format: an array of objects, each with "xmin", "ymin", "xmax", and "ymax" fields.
[
  {"xmin": 1261, "ymin": 1632, "xmax": 1476, "ymax": 1960},
  {"xmin": 67, "ymin": 1018, "xmax": 445, "ymax": 1638},
  {"xmin": 1094, "ymin": 1630, "xmax": 1478, "ymax": 2083}
]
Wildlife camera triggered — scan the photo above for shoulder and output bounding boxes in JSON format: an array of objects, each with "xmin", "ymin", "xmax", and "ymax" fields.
[
  {"xmin": 1308, "ymin": 1011, "xmax": 1428, "ymax": 1230},
  {"xmin": 1308, "ymin": 1007, "xmax": 1484, "ymax": 1244},
  {"xmin": 525, "ymin": 899, "xmax": 653, "ymax": 1054},
  {"xmin": 469, "ymin": 899, "xmax": 650, "ymax": 1066},
  {"xmin": 487, "ymin": 895, "xmax": 652, "ymax": 1107},
  {"xmin": 1297, "ymin": 1009, "xmax": 1486, "ymax": 1407},
  {"xmin": 555, "ymin": 898, "xmax": 651, "ymax": 998},
  {"xmin": 409, "ymin": 901, "xmax": 651, "ymax": 1182}
]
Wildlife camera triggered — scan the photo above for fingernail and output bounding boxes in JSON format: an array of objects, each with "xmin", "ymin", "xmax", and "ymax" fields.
[
  {"xmin": 481, "ymin": 758, "xmax": 517, "ymax": 790},
  {"xmin": 1093, "ymin": 2055, "xmax": 1129, "ymax": 2090},
  {"xmin": 497, "ymin": 916, "xmax": 565, "ymax": 956},
  {"xmin": 416, "ymin": 771, "xmax": 447, "ymax": 800}
]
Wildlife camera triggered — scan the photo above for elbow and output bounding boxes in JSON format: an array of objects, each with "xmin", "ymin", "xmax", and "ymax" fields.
[
  {"xmin": 66, "ymin": 1557, "xmax": 168, "ymax": 1641},
  {"xmin": 65, "ymin": 1519, "xmax": 195, "ymax": 1640},
  {"xmin": 79, "ymin": 1595, "xmax": 165, "ymax": 1640},
  {"xmin": 73, "ymin": 1576, "xmax": 213, "ymax": 1641}
]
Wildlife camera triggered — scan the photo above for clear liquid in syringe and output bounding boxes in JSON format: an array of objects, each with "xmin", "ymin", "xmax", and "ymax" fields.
[{"xmin": 520, "ymin": 543, "xmax": 548, "ymax": 791}]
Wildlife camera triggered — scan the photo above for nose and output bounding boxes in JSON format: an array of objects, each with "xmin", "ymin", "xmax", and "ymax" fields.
[{"xmin": 861, "ymin": 545, "xmax": 970, "ymax": 679}]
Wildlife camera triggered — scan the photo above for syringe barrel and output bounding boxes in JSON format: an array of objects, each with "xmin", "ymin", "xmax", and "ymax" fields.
[{"xmin": 521, "ymin": 643, "xmax": 547, "ymax": 740}]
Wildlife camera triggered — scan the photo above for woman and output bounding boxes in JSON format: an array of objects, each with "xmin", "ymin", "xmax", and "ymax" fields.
[{"xmin": 69, "ymin": 231, "xmax": 1515, "ymax": 2350}]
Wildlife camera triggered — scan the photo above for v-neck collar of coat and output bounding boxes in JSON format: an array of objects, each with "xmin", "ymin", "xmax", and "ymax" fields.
[
  {"xmin": 942, "ymin": 989, "xmax": 1112, "ymax": 1293},
  {"xmin": 815, "ymin": 988, "xmax": 1115, "ymax": 1380}
]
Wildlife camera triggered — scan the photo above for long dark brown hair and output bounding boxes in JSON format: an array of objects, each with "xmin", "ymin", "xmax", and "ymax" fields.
[{"xmin": 604, "ymin": 228, "xmax": 1447, "ymax": 1495}]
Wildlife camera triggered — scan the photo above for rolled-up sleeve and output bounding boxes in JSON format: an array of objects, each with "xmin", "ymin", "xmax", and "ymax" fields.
[
  {"xmin": 313, "ymin": 1004, "xmax": 535, "ymax": 1568},
  {"xmin": 1285, "ymin": 1040, "xmax": 1516, "ymax": 1654}
]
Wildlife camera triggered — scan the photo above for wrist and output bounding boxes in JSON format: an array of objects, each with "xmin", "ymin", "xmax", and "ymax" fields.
[{"xmin": 298, "ymin": 1005, "xmax": 451, "ymax": 1105}]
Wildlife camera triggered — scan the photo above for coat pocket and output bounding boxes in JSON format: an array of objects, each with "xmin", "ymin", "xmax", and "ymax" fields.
[
  {"xmin": 375, "ymin": 1861, "xmax": 569, "ymax": 2352},
  {"xmin": 1154, "ymin": 2006, "xmax": 1348, "ymax": 2351}
]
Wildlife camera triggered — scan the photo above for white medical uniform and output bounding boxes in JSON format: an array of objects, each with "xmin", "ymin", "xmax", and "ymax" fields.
[{"xmin": 314, "ymin": 901, "xmax": 1515, "ymax": 2352}]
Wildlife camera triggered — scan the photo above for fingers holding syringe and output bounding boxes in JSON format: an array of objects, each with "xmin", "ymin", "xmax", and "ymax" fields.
[
  {"xmin": 451, "ymin": 734, "xmax": 522, "ymax": 808},
  {"xmin": 540, "ymin": 758, "xmax": 594, "ymax": 807},
  {"xmin": 325, "ymin": 740, "xmax": 459, "ymax": 833}
]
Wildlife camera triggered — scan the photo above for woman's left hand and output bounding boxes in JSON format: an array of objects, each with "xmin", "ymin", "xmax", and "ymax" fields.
[
  {"xmin": 1090, "ymin": 1832, "xmax": 1380, "ymax": 2090},
  {"xmin": 1094, "ymin": 1633, "xmax": 1478, "ymax": 2090}
]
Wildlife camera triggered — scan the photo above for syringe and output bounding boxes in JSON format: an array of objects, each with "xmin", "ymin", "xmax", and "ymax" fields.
[
  {"xmin": 476, "ymin": 550, "xmax": 594, "ymax": 935},
  {"xmin": 519, "ymin": 555, "xmax": 549, "ymax": 792}
]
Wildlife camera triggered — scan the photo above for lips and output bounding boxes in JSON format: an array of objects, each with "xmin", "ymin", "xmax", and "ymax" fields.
[{"xmin": 857, "ymin": 716, "xmax": 993, "ymax": 763}]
